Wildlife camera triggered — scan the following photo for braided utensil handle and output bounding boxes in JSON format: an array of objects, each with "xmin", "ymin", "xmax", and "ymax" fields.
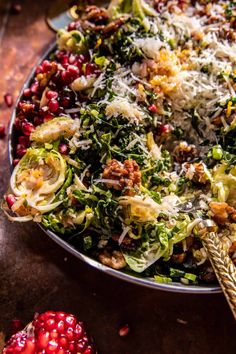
[{"xmin": 201, "ymin": 231, "xmax": 236, "ymax": 320}]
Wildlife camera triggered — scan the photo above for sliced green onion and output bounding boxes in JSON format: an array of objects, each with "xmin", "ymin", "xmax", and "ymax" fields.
[
  {"xmin": 170, "ymin": 268, "xmax": 185, "ymax": 278},
  {"xmin": 154, "ymin": 275, "xmax": 172, "ymax": 283},
  {"xmin": 212, "ymin": 145, "xmax": 223, "ymax": 160},
  {"xmin": 184, "ymin": 273, "xmax": 197, "ymax": 282}
]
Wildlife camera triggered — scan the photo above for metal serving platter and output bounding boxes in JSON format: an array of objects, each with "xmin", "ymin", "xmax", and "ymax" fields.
[{"xmin": 8, "ymin": 42, "xmax": 221, "ymax": 294}]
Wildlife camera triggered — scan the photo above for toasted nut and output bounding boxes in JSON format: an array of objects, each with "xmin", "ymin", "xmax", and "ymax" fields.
[{"xmin": 98, "ymin": 250, "xmax": 126, "ymax": 269}]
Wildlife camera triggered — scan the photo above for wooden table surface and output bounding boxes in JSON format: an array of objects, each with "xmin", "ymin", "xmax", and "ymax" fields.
[{"xmin": 0, "ymin": 1, "xmax": 235, "ymax": 353}]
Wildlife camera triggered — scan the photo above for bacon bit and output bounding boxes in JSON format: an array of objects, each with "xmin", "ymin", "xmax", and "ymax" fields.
[{"xmin": 118, "ymin": 324, "xmax": 130, "ymax": 337}]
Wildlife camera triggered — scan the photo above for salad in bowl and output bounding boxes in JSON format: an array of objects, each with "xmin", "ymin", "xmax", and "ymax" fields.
[{"xmin": 3, "ymin": 0, "xmax": 236, "ymax": 288}]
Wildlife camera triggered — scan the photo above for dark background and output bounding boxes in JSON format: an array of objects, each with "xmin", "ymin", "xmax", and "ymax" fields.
[{"xmin": 0, "ymin": 1, "xmax": 235, "ymax": 353}]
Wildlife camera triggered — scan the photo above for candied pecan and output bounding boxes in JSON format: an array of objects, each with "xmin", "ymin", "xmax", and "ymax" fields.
[
  {"xmin": 81, "ymin": 16, "xmax": 126, "ymax": 35},
  {"xmin": 173, "ymin": 141, "xmax": 197, "ymax": 163},
  {"xmin": 102, "ymin": 159, "xmax": 141, "ymax": 196},
  {"xmin": 209, "ymin": 202, "xmax": 236, "ymax": 225},
  {"xmin": 102, "ymin": 17, "xmax": 126, "ymax": 35},
  {"xmin": 98, "ymin": 250, "xmax": 126, "ymax": 269},
  {"xmin": 82, "ymin": 5, "xmax": 108, "ymax": 23}
]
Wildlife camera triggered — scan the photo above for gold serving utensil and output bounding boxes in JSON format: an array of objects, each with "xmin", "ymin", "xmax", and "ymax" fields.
[
  {"xmin": 46, "ymin": 1, "xmax": 107, "ymax": 32},
  {"xmin": 200, "ymin": 220, "xmax": 236, "ymax": 320}
]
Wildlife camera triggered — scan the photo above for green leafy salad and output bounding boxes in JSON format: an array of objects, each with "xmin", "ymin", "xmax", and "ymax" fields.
[{"xmin": 4, "ymin": 0, "xmax": 236, "ymax": 285}]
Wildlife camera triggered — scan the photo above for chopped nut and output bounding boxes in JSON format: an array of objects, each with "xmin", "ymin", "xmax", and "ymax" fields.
[
  {"xmin": 82, "ymin": 5, "xmax": 108, "ymax": 23},
  {"xmin": 173, "ymin": 141, "xmax": 197, "ymax": 163},
  {"xmin": 209, "ymin": 202, "xmax": 236, "ymax": 225},
  {"xmin": 102, "ymin": 159, "xmax": 141, "ymax": 196},
  {"xmin": 194, "ymin": 162, "xmax": 211, "ymax": 184},
  {"xmin": 98, "ymin": 250, "xmax": 126, "ymax": 269}
]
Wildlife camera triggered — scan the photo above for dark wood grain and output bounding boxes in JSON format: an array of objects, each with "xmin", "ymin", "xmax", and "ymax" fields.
[{"xmin": 0, "ymin": 2, "xmax": 235, "ymax": 354}]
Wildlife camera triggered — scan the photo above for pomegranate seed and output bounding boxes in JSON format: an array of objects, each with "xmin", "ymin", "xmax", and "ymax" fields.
[
  {"xmin": 58, "ymin": 143, "xmax": 69, "ymax": 155},
  {"xmin": 61, "ymin": 56, "xmax": 69, "ymax": 68},
  {"xmin": 10, "ymin": 3, "xmax": 22, "ymax": 14},
  {"xmin": 56, "ymin": 312, "xmax": 66, "ymax": 321},
  {"xmin": 68, "ymin": 342, "xmax": 75, "ymax": 352},
  {"xmin": 38, "ymin": 331, "xmax": 50, "ymax": 349},
  {"xmin": 11, "ymin": 319, "xmax": 24, "ymax": 334},
  {"xmin": 14, "ymin": 117, "xmax": 22, "ymax": 130},
  {"xmin": 22, "ymin": 121, "xmax": 35, "ymax": 136},
  {"xmin": 148, "ymin": 104, "xmax": 157, "ymax": 113},
  {"xmin": 45, "ymin": 318, "xmax": 56, "ymax": 331},
  {"xmin": 67, "ymin": 65, "xmax": 79, "ymax": 77},
  {"xmin": 65, "ymin": 315, "xmax": 77, "ymax": 328},
  {"xmin": 34, "ymin": 116, "xmax": 43, "ymax": 126},
  {"xmin": 60, "ymin": 96, "xmax": 71, "ymax": 108},
  {"xmin": 0, "ymin": 123, "xmax": 5, "ymax": 138},
  {"xmin": 42, "ymin": 60, "xmax": 52, "ymax": 73},
  {"xmin": 65, "ymin": 328, "xmax": 74, "ymax": 341},
  {"xmin": 5, "ymin": 194, "xmax": 16, "ymax": 208},
  {"xmin": 57, "ymin": 349, "xmax": 65, "ymax": 354},
  {"xmin": 84, "ymin": 347, "xmax": 93, "ymax": 354},
  {"xmin": 85, "ymin": 63, "xmax": 96, "ymax": 76},
  {"xmin": 61, "ymin": 71, "xmax": 74, "ymax": 85},
  {"xmin": 4, "ymin": 93, "xmax": 13, "ymax": 107},
  {"xmin": 44, "ymin": 114, "xmax": 54, "ymax": 123},
  {"xmin": 31, "ymin": 82, "xmax": 39, "ymax": 94},
  {"xmin": 13, "ymin": 159, "xmax": 20, "ymax": 166},
  {"xmin": 58, "ymin": 336, "xmax": 68, "ymax": 348},
  {"xmin": 158, "ymin": 124, "xmax": 171, "ymax": 135},
  {"xmin": 68, "ymin": 22, "xmax": 76, "ymax": 31},
  {"xmin": 36, "ymin": 65, "xmax": 43, "ymax": 74},
  {"xmin": 74, "ymin": 323, "xmax": 83, "ymax": 340},
  {"xmin": 78, "ymin": 54, "xmax": 86, "ymax": 63},
  {"xmin": 18, "ymin": 135, "xmax": 29, "ymax": 147},
  {"xmin": 16, "ymin": 144, "xmax": 27, "ymax": 157},
  {"xmin": 46, "ymin": 339, "xmax": 58, "ymax": 352},
  {"xmin": 48, "ymin": 99, "xmax": 59, "ymax": 113},
  {"xmin": 23, "ymin": 88, "xmax": 32, "ymax": 97},
  {"xmin": 76, "ymin": 342, "xmax": 86, "ymax": 351},
  {"xmin": 118, "ymin": 324, "xmax": 130, "ymax": 337},
  {"xmin": 46, "ymin": 90, "xmax": 58, "ymax": 100},
  {"xmin": 69, "ymin": 54, "xmax": 77, "ymax": 64},
  {"xmin": 49, "ymin": 329, "xmax": 59, "ymax": 340}
]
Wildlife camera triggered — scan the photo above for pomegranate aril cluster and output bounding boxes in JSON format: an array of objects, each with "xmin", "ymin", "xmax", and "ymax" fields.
[
  {"xmin": 33, "ymin": 311, "xmax": 95, "ymax": 354},
  {"xmin": 13, "ymin": 49, "xmax": 100, "ymax": 160}
]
